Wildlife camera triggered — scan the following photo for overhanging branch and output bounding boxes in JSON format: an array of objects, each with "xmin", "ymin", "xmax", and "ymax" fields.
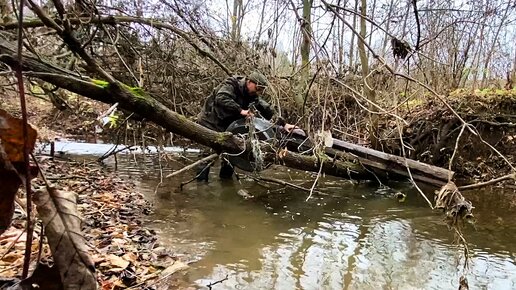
[{"xmin": 1, "ymin": 15, "xmax": 232, "ymax": 76}]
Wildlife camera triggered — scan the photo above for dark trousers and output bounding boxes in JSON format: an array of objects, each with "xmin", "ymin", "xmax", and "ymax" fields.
[{"xmin": 196, "ymin": 153, "xmax": 234, "ymax": 181}]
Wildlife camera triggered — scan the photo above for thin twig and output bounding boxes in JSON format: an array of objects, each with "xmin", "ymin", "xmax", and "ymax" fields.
[
  {"xmin": 165, "ymin": 153, "xmax": 218, "ymax": 179},
  {"xmin": 0, "ymin": 229, "xmax": 26, "ymax": 260},
  {"xmin": 448, "ymin": 124, "xmax": 467, "ymax": 181},
  {"xmin": 306, "ymin": 160, "xmax": 324, "ymax": 201},
  {"xmin": 179, "ymin": 158, "xmax": 218, "ymax": 190},
  {"xmin": 247, "ymin": 174, "xmax": 328, "ymax": 196},
  {"xmin": 15, "ymin": 0, "xmax": 34, "ymax": 278},
  {"xmin": 396, "ymin": 118, "xmax": 433, "ymax": 209},
  {"xmin": 98, "ymin": 145, "xmax": 135, "ymax": 162},
  {"xmin": 458, "ymin": 173, "xmax": 516, "ymax": 191},
  {"xmin": 207, "ymin": 275, "xmax": 229, "ymax": 289}
]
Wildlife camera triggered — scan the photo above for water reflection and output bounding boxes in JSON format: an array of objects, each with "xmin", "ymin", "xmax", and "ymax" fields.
[{"xmin": 105, "ymin": 154, "xmax": 516, "ymax": 290}]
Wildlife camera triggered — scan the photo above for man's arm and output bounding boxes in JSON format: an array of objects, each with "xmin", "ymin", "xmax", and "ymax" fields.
[{"xmin": 254, "ymin": 98, "xmax": 286, "ymax": 126}]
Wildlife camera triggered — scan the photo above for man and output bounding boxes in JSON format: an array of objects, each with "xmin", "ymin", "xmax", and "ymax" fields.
[{"xmin": 197, "ymin": 71, "xmax": 296, "ymax": 181}]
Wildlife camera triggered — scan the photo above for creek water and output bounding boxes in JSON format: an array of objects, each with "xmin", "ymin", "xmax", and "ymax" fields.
[{"xmin": 42, "ymin": 142, "xmax": 516, "ymax": 289}]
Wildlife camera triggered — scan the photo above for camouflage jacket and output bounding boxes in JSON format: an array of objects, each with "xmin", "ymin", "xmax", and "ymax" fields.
[{"xmin": 198, "ymin": 76, "xmax": 283, "ymax": 132}]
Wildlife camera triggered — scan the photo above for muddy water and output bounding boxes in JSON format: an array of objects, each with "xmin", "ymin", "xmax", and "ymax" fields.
[{"xmin": 47, "ymin": 143, "xmax": 516, "ymax": 290}]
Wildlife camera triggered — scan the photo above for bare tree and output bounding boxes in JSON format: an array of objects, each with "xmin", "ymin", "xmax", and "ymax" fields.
[{"xmin": 480, "ymin": 0, "xmax": 511, "ymax": 88}]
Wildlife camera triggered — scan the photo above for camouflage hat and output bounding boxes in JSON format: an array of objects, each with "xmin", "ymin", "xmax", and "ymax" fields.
[{"xmin": 248, "ymin": 71, "xmax": 269, "ymax": 87}]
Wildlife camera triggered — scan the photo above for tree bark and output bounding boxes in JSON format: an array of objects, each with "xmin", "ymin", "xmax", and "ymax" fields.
[{"xmin": 348, "ymin": 0, "xmax": 358, "ymax": 70}]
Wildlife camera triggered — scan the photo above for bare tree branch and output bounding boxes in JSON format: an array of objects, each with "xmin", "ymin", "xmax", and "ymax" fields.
[{"xmin": 2, "ymin": 15, "xmax": 232, "ymax": 76}]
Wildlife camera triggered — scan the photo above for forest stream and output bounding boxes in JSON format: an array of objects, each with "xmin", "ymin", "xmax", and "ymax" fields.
[{"xmin": 44, "ymin": 141, "xmax": 516, "ymax": 290}]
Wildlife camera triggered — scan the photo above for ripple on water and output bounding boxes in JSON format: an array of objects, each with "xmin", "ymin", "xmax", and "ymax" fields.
[{"xmin": 88, "ymin": 154, "xmax": 516, "ymax": 290}]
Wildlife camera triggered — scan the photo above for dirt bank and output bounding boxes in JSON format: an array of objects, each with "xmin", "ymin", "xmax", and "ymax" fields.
[{"xmin": 383, "ymin": 88, "xmax": 516, "ymax": 185}]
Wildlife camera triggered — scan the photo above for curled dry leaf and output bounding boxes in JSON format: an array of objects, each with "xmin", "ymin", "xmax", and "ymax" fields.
[
  {"xmin": 0, "ymin": 108, "xmax": 37, "ymax": 163},
  {"xmin": 33, "ymin": 186, "xmax": 97, "ymax": 290}
]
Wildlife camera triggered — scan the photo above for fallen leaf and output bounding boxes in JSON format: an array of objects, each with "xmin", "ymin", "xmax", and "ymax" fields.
[
  {"xmin": 0, "ymin": 108, "xmax": 37, "ymax": 162},
  {"xmin": 278, "ymin": 147, "xmax": 288, "ymax": 159},
  {"xmin": 122, "ymin": 252, "xmax": 137, "ymax": 264},
  {"xmin": 107, "ymin": 254, "xmax": 130, "ymax": 269},
  {"xmin": 33, "ymin": 186, "xmax": 97, "ymax": 289}
]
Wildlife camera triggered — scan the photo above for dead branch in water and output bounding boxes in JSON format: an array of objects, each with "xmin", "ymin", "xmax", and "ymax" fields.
[
  {"xmin": 435, "ymin": 181, "xmax": 474, "ymax": 235},
  {"xmin": 165, "ymin": 153, "xmax": 219, "ymax": 179},
  {"xmin": 458, "ymin": 173, "xmax": 516, "ymax": 191},
  {"xmin": 245, "ymin": 174, "xmax": 329, "ymax": 196}
]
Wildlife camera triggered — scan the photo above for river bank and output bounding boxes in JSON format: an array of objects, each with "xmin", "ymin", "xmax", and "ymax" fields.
[{"xmin": 0, "ymin": 154, "xmax": 189, "ymax": 289}]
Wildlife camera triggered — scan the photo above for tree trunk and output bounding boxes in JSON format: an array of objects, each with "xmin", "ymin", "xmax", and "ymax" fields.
[
  {"xmin": 366, "ymin": 0, "xmax": 377, "ymax": 60},
  {"xmin": 230, "ymin": 0, "xmax": 243, "ymax": 41},
  {"xmin": 348, "ymin": 0, "xmax": 359, "ymax": 71},
  {"xmin": 480, "ymin": 1, "xmax": 511, "ymax": 88},
  {"xmin": 294, "ymin": 0, "xmax": 313, "ymax": 112},
  {"xmin": 381, "ymin": 0, "xmax": 394, "ymax": 57},
  {"xmin": 254, "ymin": 0, "xmax": 267, "ymax": 45},
  {"xmin": 357, "ymin": 0, "xmax": 378, "ymax": 149}
]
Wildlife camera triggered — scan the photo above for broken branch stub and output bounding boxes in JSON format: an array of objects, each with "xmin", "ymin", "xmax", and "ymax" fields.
[{"xmin": 33, "ymin": 186, "xmax": 97, "ymax": 290}]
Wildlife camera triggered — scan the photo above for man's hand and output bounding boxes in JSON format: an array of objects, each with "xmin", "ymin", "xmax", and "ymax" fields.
[
  {"xmin": 240, "ymin": 109, "xmax": 254, "ymax": 117},
  {"xmin": 284, "ymin": 123, "xmax": 299, "ymax": 132}
]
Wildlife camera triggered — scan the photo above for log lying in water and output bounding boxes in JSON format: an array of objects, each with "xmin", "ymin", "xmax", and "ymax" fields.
[{"xmin": 286, "ymin": 129, "xmax": 453, "ymax": 186}]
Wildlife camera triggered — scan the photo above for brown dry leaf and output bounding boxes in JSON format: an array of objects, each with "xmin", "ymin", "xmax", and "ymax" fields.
[
  {"xmin": 278, "ymin": 147, "xmax": 289, "ymax": 159},
  {"xmin": 0, "ymin": 146, "xmax": 21, "ymax": 236},
  {"xmin": 0, "ymin": 108, "xmax": 37, "ymax": 162},
  {"xmin": 100, "ymin": 280, "xmax": 115, "ymax": 290},
  {"xmin": 122, "ymin": 252, "xmax": 137, "ymax": 264},
  {"xmin": 33, "ymin": 186, "xmax": 97, "ymax": 289},
  {"xmin": 107, "ymin": 254, "xmax": 130, "ymax": 269}
]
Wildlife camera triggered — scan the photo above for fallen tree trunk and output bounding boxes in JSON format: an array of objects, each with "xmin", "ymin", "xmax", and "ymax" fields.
[{"xmin": 0, "ymin": 39, "xmax": 374, "ymax": 181}]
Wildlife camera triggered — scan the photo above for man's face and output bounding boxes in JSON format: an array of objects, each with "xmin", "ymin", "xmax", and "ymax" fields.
[{"xmin": 246, "ymin": 80, "xmax": 266, "ymax": 96}]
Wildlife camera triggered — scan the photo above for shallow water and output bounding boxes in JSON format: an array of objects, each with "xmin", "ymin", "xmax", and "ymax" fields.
[{"xmin": 56, "ymin": 142, "xmax": 516, "ymax": 289}]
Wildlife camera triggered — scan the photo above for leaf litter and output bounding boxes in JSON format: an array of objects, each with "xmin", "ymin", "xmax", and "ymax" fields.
[{"xmin": 0, "ymin": 156, "xmax": 188, "ymax": 289}]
